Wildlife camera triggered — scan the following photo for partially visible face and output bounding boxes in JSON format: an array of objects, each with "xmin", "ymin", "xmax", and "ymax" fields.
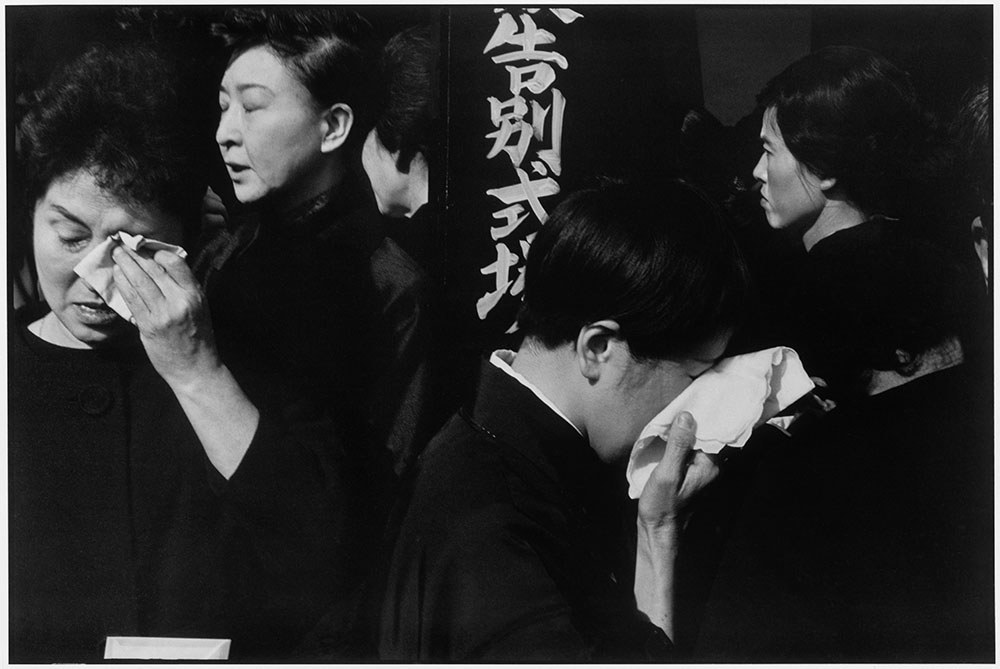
[
  {"xmin": 587, "ymin": 331, "xmax": 732, "ymax": 463},
  {"xmin": 32, "ymin": 169, "xmax": 182, "ymax": 347},
  {"xmin": 752, "ymin": 107, "xmax": 827, "ymax": 230},
  {"xmin": 362, "ymin": 128, "xmax": 411, "ymax": 217},
  {"xmin": 217, "ymin": 46, "xmax": 328, "ymax": 207}
]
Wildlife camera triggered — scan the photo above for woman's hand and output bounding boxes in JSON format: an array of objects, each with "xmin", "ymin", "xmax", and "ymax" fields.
[
  {"xmin": 112, "ymin": 242, "xmax": 220, "ymax": 389},
  {"xmin": 201, "ymin": 186, "xmax": 229, "ymax": 233},
  {"xmin": 634, "ymin": 412, "xmax": 720, "ymax": 639},
  {"xmin": 111, "ymin": 239, "xmax": 258, "ymax": 479},
  {"xmin": 637, "ymin": 412, "xmax": 720, "ymax": 532}
]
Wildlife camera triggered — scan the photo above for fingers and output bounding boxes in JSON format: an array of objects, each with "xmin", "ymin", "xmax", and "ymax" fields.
[
  {"xmin": 152, "ymin": 248, "xmax": 199, "ymax": 292},
  {"xmin": 201, "ymin": 187, "xmax": 228, "ymax": 230},
  {"xmin": 658, "ymin": 411, "xmax": 697, "ymax": 474},
  {"xmin": 682, "ymin": 451, "xmax": 721, "ymax": 498},
  {"xmin": 644, "ymin": 412, "xmax": 697, "ymax": 497},
  {"xmin": 112, "ymin": 264, "xmax": 150, "ymax": 322},
  {"xmin": 112, "ymin": 243, "xmax": 165, "ymax": 310}
]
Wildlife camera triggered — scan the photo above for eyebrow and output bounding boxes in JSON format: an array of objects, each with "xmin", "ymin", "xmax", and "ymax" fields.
[
  {"xmin": 48, "ymin": 204, "xmax": 89, "ymax": 227},
  {"xmin": 220, "ymin": 83, "xmax": 274, "ymax": 94}
]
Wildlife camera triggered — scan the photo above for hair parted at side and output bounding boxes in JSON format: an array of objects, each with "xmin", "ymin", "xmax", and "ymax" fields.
[
  {"xmin": 517, "ymin": 179, "xmax": 752, "ymax": 360},
  {"xmin": 373, "ymin": 25, "xmax": 438, "ymax": 173},
  {"xmin": 19, "ymin": 42, "xmax": 208, "ymax": 226},
  {"xmin": 212, "ymin": 7, "xmax": 376, "ymax": 147},
  {"xmin": 757, "ymin": 45, "xmax": 927, "ymax": 218}
]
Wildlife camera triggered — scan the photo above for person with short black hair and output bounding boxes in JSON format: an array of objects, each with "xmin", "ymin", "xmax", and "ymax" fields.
[
  {"xmin": 689, "ymin": 46, "xmax": 994, "ymax": 661},
  {"xmin": 749, "ymin": 45, "xmax": 983, "ymax": 396},
  {"xmin": 380, "ymin": 179, "xmax": 752, "ymax": 661},
  {"xmin": 206, "ymin": 7, "xmax": 432, "ymax": 512},
  {"xmin": 10, "ymin": 42, "xmax": 359, "ymax": 662},
  {"xmin": 362, "ymin": 25, "xmax": 437, "ymax": 218},
  {"xmin": 694, "ymin": 228, "xmax": 993, "ymax": 661}
]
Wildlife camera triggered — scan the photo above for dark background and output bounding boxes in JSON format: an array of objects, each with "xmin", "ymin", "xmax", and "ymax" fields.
[{"xmin": 7, "ymin": 4, "xmax": 992, "ymax": 376}]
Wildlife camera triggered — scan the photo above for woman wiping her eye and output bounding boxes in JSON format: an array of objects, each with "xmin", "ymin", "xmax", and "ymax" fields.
[{"xmin": 10, "ymin": 42, "xmax": 361, "ymax": 663}]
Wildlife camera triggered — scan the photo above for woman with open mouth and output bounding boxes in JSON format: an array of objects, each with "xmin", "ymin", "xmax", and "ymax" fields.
[{"xmin": 9, "ymin": 41, "xmax": 360, "ymax": 663}]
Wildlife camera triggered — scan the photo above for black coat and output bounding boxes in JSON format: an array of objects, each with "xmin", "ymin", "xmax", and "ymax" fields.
[
  {"xmin": 694, "ymin": 365, "xmax": 995, "ymax": 662},
  {"xmin": 380, "ymin": 360, "xmax": 673, "ymax": 661},
  {"xmin": 8, "ymin": 308, "xmax": 361, "ymax": 662},
  {"xmin": 207, "ymin": 175, "xmax": 432, "ymax": 487}
]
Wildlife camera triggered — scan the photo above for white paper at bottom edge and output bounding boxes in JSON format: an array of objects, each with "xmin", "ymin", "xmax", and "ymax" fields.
[{"xmin": 104, "ymin": 636, "xmax": 231, "ymax": 660}]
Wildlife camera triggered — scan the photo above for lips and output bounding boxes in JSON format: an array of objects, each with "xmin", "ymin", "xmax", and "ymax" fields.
[{"xmin": 74, "ymin": 302, "xmax": 119, "ymax": 325}]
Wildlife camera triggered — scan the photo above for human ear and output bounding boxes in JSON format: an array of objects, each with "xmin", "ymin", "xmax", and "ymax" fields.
[
  {"xmin": 320, "ymin": 103, "xmax": 354, "ymax": 153},
  {"xmin": 576, "ymin": 319, "xmax": 622, "ymax": 384},
  {"xmin": 817, "ymin": 175, "xmax": 837, "ymax": 192}
]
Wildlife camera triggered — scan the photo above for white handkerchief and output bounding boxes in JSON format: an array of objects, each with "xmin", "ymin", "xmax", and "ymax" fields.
[
  {"xmin": 104, "ymin": 636, "xmax": 230, "ymax": 660},
  {"xmin": 73, "ymin": 231, "xmax": 188, "ymax": 322},
  {"xmin": 626, "ymin": 346, "xmax": 814, "ymax": 499}
]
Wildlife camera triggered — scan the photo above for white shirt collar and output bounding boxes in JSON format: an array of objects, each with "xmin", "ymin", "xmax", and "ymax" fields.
[{"xmin": 489, "ymin": 349, "xmax": 583, "ymax": 436}]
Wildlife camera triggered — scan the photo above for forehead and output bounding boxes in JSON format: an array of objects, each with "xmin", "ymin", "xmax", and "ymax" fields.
[
  {"xmin": 221, "ymin": 45, "xmax": 303, "ymax": 93},
  {"xmin": 36, "ymin": 169, "xmax": 175, "ymax": 236},
  {"xmin": 760, "ymin": 107, "xmax": 784, "ymax": 143}
]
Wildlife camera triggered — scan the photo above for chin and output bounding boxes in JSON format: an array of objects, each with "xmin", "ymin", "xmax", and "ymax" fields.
[
  {"xmin": 232, "ymin": 182, "xmax": 268, "ymax": 205},
  {"xmin": 72, "ymin": 322, "xmax": 128, "ymax": 347}
]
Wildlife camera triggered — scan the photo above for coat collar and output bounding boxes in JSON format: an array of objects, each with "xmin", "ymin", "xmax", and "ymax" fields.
[{"xmin": 469, "ymin": 359, "xmax": 621, "ymax": 508}]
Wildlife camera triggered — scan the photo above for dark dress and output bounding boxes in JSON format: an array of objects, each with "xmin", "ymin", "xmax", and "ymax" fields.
[
  {"xmin": 8, "ymin": 307, "xmax": 361, "ymax": 663},
  {"xmin": 205, "ymin": 175, "xmax": 432, "ymax": 487},
  {"xmin": 379, "ymin": 360, "xmax": 674, "ymax": 661},
  {"xmin": 693, "ymin": 364, "xmax": 995, "ymax": 662}
]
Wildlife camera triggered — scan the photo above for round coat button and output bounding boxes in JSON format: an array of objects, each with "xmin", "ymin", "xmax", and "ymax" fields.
[{"xmin": 79, "ymin": 385, "xmax": 114, "ymax": 416}]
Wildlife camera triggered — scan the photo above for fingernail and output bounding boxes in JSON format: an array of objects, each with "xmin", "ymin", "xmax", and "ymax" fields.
[{"xmin": 676, "ymin": 411, "xmax": 695, "ymax": 429}]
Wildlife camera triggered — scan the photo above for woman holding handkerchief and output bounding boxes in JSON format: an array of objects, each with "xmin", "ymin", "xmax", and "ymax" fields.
[
  {"xmin": 10, "ymin": 44, "xmax": 359, "ymax": 662},
  {"xmin": 381, "ymin": 180, "xmax": 753, "ymax": 661}
]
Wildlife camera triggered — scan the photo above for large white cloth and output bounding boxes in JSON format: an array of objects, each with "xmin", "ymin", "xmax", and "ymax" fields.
[
  {"xmin": 73, "ymin": 232, "xmax": 188, "ymax": 322},
  {"xmin": 626, "ymin": 346, "xmax": 813, "ymax": 499}
]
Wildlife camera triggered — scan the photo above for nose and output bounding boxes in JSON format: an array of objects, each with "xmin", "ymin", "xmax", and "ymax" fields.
[
  {"xmin": 215, "ymin": 106, "xmax": 241, "ymax": 149},
  {"xmin": 752, "ymin": 152, "xmax": 767, "ymax": 183}
]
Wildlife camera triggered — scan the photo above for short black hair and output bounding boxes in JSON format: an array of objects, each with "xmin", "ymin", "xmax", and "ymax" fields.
[
  {"xmin": 372, "ymin": 25, "xmax": 437, "ymax": 173},
  {"xmin": 757, "ymin": 46, "xmax": 925, "ymax": 218},
  {"xmin": 212, "ymin": 8, "xmax": 376, "ymax": 149},
  {"xmin": 518, "ymin": 179, "xmax": 752, "ymax": 360},
  {"xmin": 19, "ymin": 42, "xmax": 208, "ymax": 226}
]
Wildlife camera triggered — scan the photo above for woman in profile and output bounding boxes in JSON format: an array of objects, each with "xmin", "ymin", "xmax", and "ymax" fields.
[
  {"xmin": 747, "ymin": 45, "xmax": 984, "ymax": 395},
  {"xmin": 9, "ymin": 42, "xmax": 358, "ymax": 662},
  {"xmin": 207, "ymin": 8, "xmax": 431, "ymax": 493},
  {"xmin": 692, "ymin": 46, "xmax": 993, "ymax": 662}
]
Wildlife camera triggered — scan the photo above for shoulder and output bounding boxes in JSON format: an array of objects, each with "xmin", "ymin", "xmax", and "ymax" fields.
[
  {"xmin": 406, "ymin": 414, "xmax": 517, "ymax": 525},
  {"xmin": 371, "ymin": 237, "xmax": 428, "ymax": 299}
]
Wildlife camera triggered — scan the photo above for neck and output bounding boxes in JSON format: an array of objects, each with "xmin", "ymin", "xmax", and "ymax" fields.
[
  {"xmin": 803, "ymin": 200, "xmax": 867, "ymax": 251},
  {"xmin": 866, "ymin": 335, "xmax": 965, "ymax": 395},
  {"xmin": 510, "ymin": 340, "xmax": 586, "ymax": 435},
  {"xmin": 272, "ymin": 159, "xmax": 347, "ymax": 222}
]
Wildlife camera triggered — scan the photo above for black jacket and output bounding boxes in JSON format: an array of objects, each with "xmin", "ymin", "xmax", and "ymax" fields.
[
  {"xmin": 380, "ymin": 359, "xmax": 673, "ymax": 661},
  {"xmin": 8, "ymin": 307, "xmax": 361, "ymax": 662},
  {"xmin": 694, "ymin": 365, "xmax": 994, "ymax": 662}
]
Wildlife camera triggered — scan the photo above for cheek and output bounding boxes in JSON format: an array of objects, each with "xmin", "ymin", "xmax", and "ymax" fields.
[{"xmin": 33, "ymin": 233, "xmax": 80, "ymax": 300}]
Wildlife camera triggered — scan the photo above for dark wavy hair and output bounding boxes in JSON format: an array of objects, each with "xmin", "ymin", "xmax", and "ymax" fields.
[
  {"xmin": 19, "ymin": 42, "xmax": 208, "ymax": 228},
  {"xmin": 518, "ymin": 179, "xmax": 752, "ymax": 361},
  {"xmin": 372, "ymin": 25, "xmax": 437, "ymax": 173},
  {"xmin": 758, "ymin": 46, "xmax": 929, "ymax": 219},
  {"xmin": 212, "ymin": 8, "xmax": 376, "ymax": 151}
]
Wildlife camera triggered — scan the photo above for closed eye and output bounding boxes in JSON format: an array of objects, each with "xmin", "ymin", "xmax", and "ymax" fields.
[{"xmin": 59, "ymin": 236, "xmax": 90, "ymax": 251}]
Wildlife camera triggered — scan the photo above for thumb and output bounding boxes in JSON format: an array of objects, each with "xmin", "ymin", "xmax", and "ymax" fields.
[{"xmin": 651, "ymin": 411, "xmax": 697, "ymax": 488}]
